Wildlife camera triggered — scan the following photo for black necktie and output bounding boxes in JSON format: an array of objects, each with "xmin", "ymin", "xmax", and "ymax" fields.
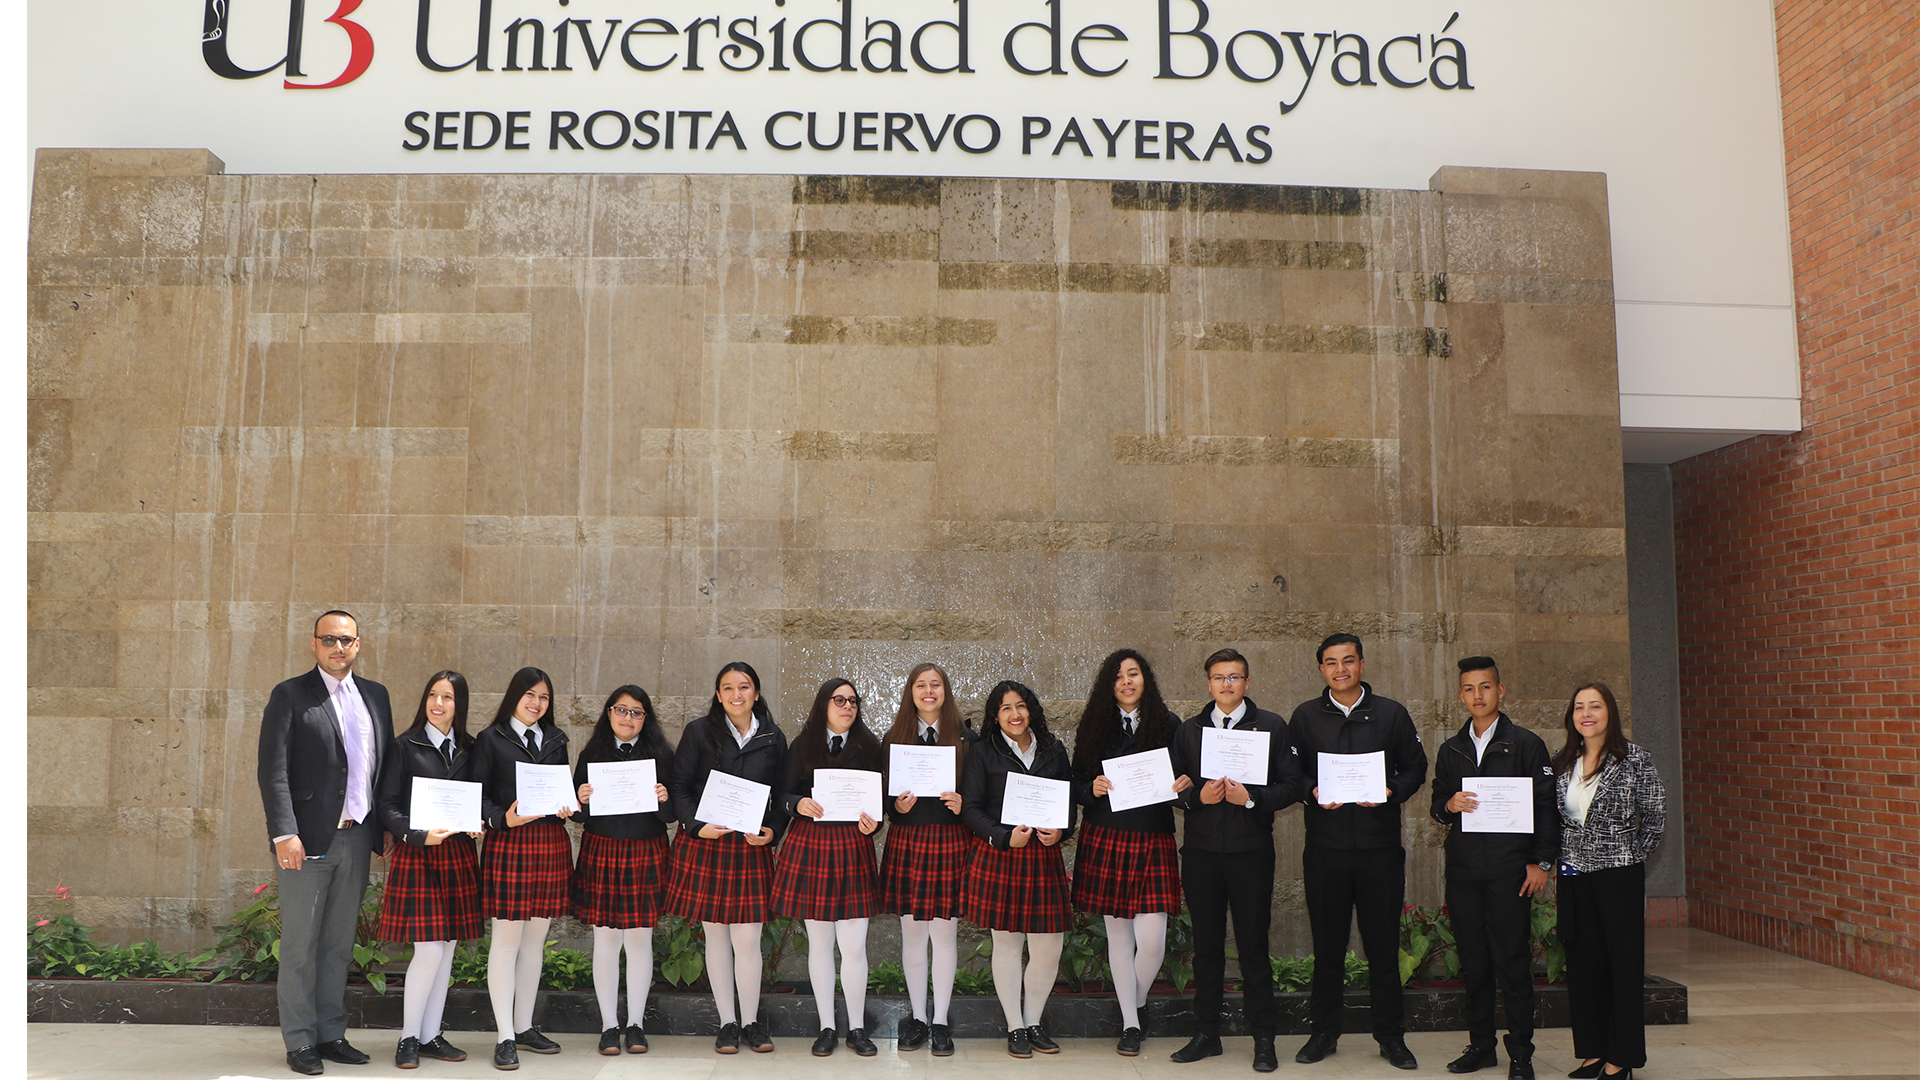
[
  {"xmin": 829, "ymin": 735, "xmax": 844, "ymax": 755},
  {"xmin": 524, "ymin": 729, "xmax": 537, "ymax": 753},
  {"xmin": 439, "ymin": 740, "xmax": 454, "ymax": 768},
  {"xmin": 617, "ymin": 741, "xmax": 635, "ymax": 759},
  {"xmin": 922, "ymin": 729, "xmax": 937, "ymax": 746}
]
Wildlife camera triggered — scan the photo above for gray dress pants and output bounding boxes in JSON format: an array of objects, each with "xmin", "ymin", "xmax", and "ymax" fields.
[{"xmin": 274, "ymin": 820, "xmax": 375, "ymax": 1050}]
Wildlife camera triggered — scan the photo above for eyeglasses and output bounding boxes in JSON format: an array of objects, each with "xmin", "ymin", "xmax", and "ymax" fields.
[
  {"xmin": 829, "ymin": 694, "xmax": 860, "ymax": 708},
  {"xmin": 315, "ymin": 635, "xmax": 359, "ymax": 649},
  {"xmin": 1207, "ymin": 674, "xmax": 1247, "ymax": 685},
  {"xmin": 610, "ymin": 706, "xmax": 645, "ymax": 721}
]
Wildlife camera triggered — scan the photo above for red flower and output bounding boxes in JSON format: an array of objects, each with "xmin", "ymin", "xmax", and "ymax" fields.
[
  {"xmin": 253, "ymin": 882, "xmax": 272, "ymax": 896},
  {"xmin": 34, "ymin": 919, "xmax": 49, "ymax": 928}
]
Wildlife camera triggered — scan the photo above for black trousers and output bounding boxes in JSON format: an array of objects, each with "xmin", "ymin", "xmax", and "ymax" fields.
[
  {"xmin": 1447, "ymin": 871, "xmax": 1536, "ymax": 1058},
  {"xmin": 1303, "ymin": 845, "xmax": 1405, "ymax": 1038},
  {"xmin": 1560, "ymin": 863, "xmax": 1646, "ymax": 1069},
  {"xmin": 1183, "ymin": 844, "xmax": 1277, "ymax": 1036}
]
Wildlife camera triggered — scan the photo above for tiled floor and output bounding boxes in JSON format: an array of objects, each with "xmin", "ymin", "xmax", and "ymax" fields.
[{"xmin": 26, "ymin": 929, "xmax": 1919, "ymax": 1080}]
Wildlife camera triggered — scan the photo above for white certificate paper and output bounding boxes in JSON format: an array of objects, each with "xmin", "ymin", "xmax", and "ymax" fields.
[
  {"xmin": 887, "ymin": 744, "xmax": 957, "ymax": 797},
  {"xmin": 409, "ymin": 778, "xmax": 482, "ymax": 833},
  {"xmin": 514, "ymin": 762, "xmax": 579, "ymax": 817},
  {"xmin": 1000, "ymin": 773, "xmax": 1071, "ymax": 830},
  {"xmin": 1317, "ymin": 751, "xmax": 1388, "ymax": 804},
  {"xmin": 587, "ymin": 759, "xmax": 659, "ymax": 816},
  {"xmin": 694, "ymin": 771, "xmax": 771, "ymax": 835},
  {"xmin": 1200, "ymin": 727, "xmax": 1271, "ymax": 785},
  {"xmin": 813, "ymin": 768, "xmax": 883, "ymax": 822},
  {"xmin": 1462, "ymin": 777, "xmax": 1535, "ymax": 834},
  {"xmin": 1102, "ymin": 747, "xmax": 1177, "ymax": 812}
]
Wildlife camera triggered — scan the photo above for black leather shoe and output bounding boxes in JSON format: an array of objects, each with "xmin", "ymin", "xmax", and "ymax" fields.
[
  {"xmin": 492, "ymin": 1040, "xmax": 519, "ymax": 1071},
  {"xmin": 1511, "ymin": 1058, "xmax": 1536, "ymax": 1080},
  {"xmin": 897, "ymin": 1018, "xmax": 929, "ymax": 1050},
  {"xmin": 1380, "ymin": 1036, "xmax": 1419, "ymax": 1070},
  {"xmin": 1568, "ymin": 1063, "xmax": 1604, "ymax": 1080},
  {"xmin": 395, "ymin": 1037, "xmax": 420, "ymax": 1069},
  {"xmin": 287, "ymin": 1046, "xmax": 325, "ymax": 1076},
  {"xmin": 715, "ymin": 1022, "xmax": 741, "ymax": 1054},
  {"xmin": 743, "ymin": 1020, "xmax": 774, "ymax": 1052},
  {"xmin": 1602, "ymin": 1068, "xmax": 1632, "ymax": 1080},
  {"xmin": 1253, "ymin": 1036, "xmax": 1279, "ymax": 1073},
  {"xmin": 418, "ymin": 1035, "xmax": 467, "ymax": 1062},
  {"xmin": 847, "ymin": 1028, "xmax": 878, "ymax": 1057},
  {"xmin": 1296, "ymin": 1032, "xmax": 1339, "ymax": 1063},
  {"xmin": 930, "ymin": 1023, "xmax": 955, "ymax": 1056},
  {"xmin": 1450, "ymin": 1044, "xmax": 1500, "ymax": 1073},
  {"xmin": 624, "ymin": 1024, "xmax": 648, "ymax": 1053},
  {"xmin": 1028, "ymin": 1025, "xmax": 1060, "ymax": 1054},
  {"xmin": 812, "ymin": 1028, "xmax": 838, "ymax": 1056},
  {"xmin": 317, "ymin": 1039, "xmax": 370, "ymax": 1065},
  {"xmin": 599, "ymin": 1028, "xmax": 623, "ymax": 1055},
  {"xmin": 1172, "ymin": 1034, "xmax": 1224, "ymax": 1063},
  {"xmin": 1007, "ymin": 1028, "xmax": 1032, "ymax": 1058},
  {"xmin": 514, "ymin": 1028, "xmax": 559, "ymax": 1055},
  {"xmin": 1117, "ymin": 1027, "xmax": 1144, "ymax": 1056}
]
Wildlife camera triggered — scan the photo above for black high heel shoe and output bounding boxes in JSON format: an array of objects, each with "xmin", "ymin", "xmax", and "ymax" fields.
[
  {"xmin": 1601, "ymin": 1068, "xmax": 1632, "ymax": 1080},
  {"xmin": 1568, "ymin": 1061, "xmax": 1604, "ymax": 1079}
]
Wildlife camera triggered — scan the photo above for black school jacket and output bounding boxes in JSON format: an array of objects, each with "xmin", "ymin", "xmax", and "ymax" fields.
[
  {"xmin": 1169, "ymin": 699, "xmax": 1307, "ymax": 853},
  {"xmin": 375, "ymin": 727, "xmax": 475, "ymax": 848},
  {"xmin": 1428, "ymin": 714, "xmax": 1559, "ymax": 879},
  {"xmin": 882, "ymin": 725, "xmax": 977, "ymax": 827},
  {"xmin": 777, "ymin": 735, "xmax": 883, "ymax": 819},
  {"xmin": 1288, "ymin": 684, "xmax": 1428, "ymax": 850},
  {"xmin": 470, "ymin": 722, "xmax": 572, "ymax": 830},
  {"xmin": 573, "ymin": 743, "xmax": 679, "ymax": 840},
  {"xmin": 668, "ymin": 715, "xmax": 790, "ymax": 839},
  {"xmin": 959, "ymin": 728, "xmax": 1077, "ymax": 850},
  {"xmin": 1075, "ymin": 709, "xmax": 1183, "ymax": 833}
]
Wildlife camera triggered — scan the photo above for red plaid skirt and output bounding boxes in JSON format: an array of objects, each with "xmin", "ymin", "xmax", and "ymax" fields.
[
  {"xmin": 772, "ymin": 820, "xmax": 879, "ymax": 921},
  {"xmin": 1070, "ymin": 824, "xmax": 1182, "ymax": 917},
  {"xmin": 379, "ymin": 835, "xmax": 484, "ymax": 943},
  {"xmin": 665, "ymin": 830, "xmax": 774, "ymax": 925},
  {"xmin": 964, "ymin": 836, "xmax": 1071, "ymax": 934},
  {"xmin": 880, "ymin": 822, "xmax": 972, "ymax": 920},
  {"xmin": 572, "ymin": 832, "xmax": 671, "ymax": 929},
  {"xmin": 480, "ymin": 820, "xmax": 573, "ymax": 921}
]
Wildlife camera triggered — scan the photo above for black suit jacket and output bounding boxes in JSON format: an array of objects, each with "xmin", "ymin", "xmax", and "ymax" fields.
[{"xmin": 257, "ymin": 667, "xmax": 395, "ymax": 857}]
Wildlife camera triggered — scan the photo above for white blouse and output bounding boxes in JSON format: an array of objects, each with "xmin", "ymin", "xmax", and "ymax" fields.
[{"xmin": 1564, "ymin": 765, "xmax": 1603, "ymax": 825}]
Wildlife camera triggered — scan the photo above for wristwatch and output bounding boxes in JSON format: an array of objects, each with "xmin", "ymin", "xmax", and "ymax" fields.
[
  {"xmin": 1243, "ymin": 796, "xmax": 1256, "ymax": 809},
  {"xmin": 1537, "ymin": 861, "xmax": 1553, "ymax": 872}
]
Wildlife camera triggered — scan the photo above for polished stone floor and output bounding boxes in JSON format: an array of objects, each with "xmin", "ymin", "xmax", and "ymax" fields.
[{"xmin": 26, "ymin": 930, "xmax": 1919, "ymax": 1080}]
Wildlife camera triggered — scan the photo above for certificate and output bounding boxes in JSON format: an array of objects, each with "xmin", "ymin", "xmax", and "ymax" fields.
[
  {"xmin": 408, "ymin": 778, "xmax": 482, "ymax": 833},
  {"xmin": 694, "ymin": 771, "xmax": 771, "ymax": 836},
  {"xmin": 1461, "ymin": 776, "xmax": 1535, "ymax": 834},
  {"xmin": 1102, "ymin": 747, "xmax": 1177, "ymax": 812},
  {"xmin": 1200, "ymin": 727, "xmax": 1271, "ymax": 785},
  {"xmin": 813, "ymin": 768, "xmax": 883, "ymax": 822},
  {"xmin": 999, "ymin": 773, "xmax": 1071, "ymax": 830},
  {"xmin": 514, "ymin": 762, "xmax": 579, "ymax": 817},
  {"xmin": 587, "ymin": 759, "xmax": 659, "ymax": 816},
  {"xmin": 1317, "ymin": 751, "xmax": 1388, "ymax": 804},
  {"xmin": 887, "ymin": 744, "xmax": 957, "ymax": 797}
]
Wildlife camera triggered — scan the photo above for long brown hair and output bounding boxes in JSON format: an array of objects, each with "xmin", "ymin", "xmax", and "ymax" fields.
[
  {"xmin": 882, "ymin": 662, "xmax": 970, "ymax": 770},
  {"xmin": 404, "ymin": 669, "xmax": 472, "ymax": 751},
  {"xmin": 1552, "ymin": 682, "xmax": 1631, "ymax": 778}
]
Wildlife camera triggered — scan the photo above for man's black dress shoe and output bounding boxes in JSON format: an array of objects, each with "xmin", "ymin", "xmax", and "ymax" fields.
[
  {"xmin": 1450, "ymin": 1043, "xmax": 1500, "ymax": 1073},
  {"xmin": 1379, "ymin": 1036, "xmax": 1419, "ymax": 1070},
  {"xmin": 1007, "ymin": 1028, "xmax": 1032, "ymax": 1058},
  {"xmin": 599, "ymin": 1028, "xmax": 623, "ymax": 1055},
  {"xmin": 624, "ymin": 1024, "xmax": 648, "ymax": 1053},
  {"xmin": 492, "ymin": 1040, "xmax": 519, "ymax": 1071},
  {"xmin": 1253, "ymin": 1036, "xmax": 1279, "ymax": 1073},
  {"xmin": 812, "ymin": 1027, "xmax": 838, "ymax": 1056},
  {"xmin": 287, "ymin": 1046, "xmax": 325, "ymax": 1076},
  {"xmin": 1027, "ymin": 1025, "xmax": 1060, "ymax": 1054},
  {"xmin": 418, "ymin": 1035, "xmax": 467, "ymax": 1062},
  {"xmin": 1117, "ymin": 1027, "xmax": 1144, "ymax": 1057},
  {"xmin": 1296, "ymin": 1032, "xmax": 1339, "ymax": 1063},
  {"xmin": 1171, "ymin": 1034, "xmax": 1224, "ymax": 1062},
  {"xmin": 1511, "ymin": 1058, "xmax": 1536, "ymax": 1080},
  {"xmin": 847, "ymin": 1028, "xmax": 878, "ymax": 1056},
  {"xmin": 395, "ymin": 1037, "xmax": 420, "ymax": 1069},
  {"xmin": 929, "ymin": 1023, "xmax": 955, "ymax": 1056},
  {"xmin": 1567, "ymin": 1063, "xmax": 1604, "ymax": 1080},
  {"xmin": 514, "ymin": 1028, "xmax": 560, "ymax": 1055},
  {"xmin": 317, "ymin": 1039, "xmax": 370, "ymax": 1065}
]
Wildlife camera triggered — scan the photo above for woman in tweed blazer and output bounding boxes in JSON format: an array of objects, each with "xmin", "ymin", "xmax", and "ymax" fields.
[{"xmin": 1553, "ymin": 683, "xmax": 1665, "ymax": 1080}]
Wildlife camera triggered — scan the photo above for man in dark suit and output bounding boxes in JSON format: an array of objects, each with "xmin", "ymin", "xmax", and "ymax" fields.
[{"xmin": 258, "ymin": 610, "xmax": 394, "ymax": 1076}]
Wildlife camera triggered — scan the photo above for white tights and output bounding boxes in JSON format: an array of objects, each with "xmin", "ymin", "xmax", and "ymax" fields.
[
  {"xmin": 402, "ymin": 940, "xmax": 456, "ymax": 1042},
  {"xmin": 805, "ymin": 918, "xmax": 870, "ymax": 1031},
  {"xmin": 488, "ymin": 917, "xmax": 551, "ymax": 1042},
  {"xmin": 1104, "ymin": 912, "xmax": 1168, "ymax": 1030},
  {"xmin": 591, "ymin": 925, "xmax": 655, "ymax": 1031},
  {"xmin": 899, "ymin": 915, "xmax": 959, "ymax": 1025},
  {"xmin": 702, "ymin": 922, "xmax": 763, "ymax": 1026},
  {"xmin": 990, "ymin": 930, "xmax": 1064, "ymax": 1031}
]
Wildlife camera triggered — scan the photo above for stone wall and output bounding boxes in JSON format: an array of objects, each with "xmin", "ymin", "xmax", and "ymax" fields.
[{"xmin": 27, "ymin": 150, "xmax": 1629, "ymax": 957}]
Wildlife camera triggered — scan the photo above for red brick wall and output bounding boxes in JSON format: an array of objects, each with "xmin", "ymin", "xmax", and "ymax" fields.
[{"xmin": 1670, "ymin": 1, "xmax": 1918, "ymax": 988}]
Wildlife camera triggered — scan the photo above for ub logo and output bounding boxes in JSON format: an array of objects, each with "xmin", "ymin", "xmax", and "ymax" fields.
[{"xmin": 202, "ymin": 0, "xmax": 374, "ymax": 88}]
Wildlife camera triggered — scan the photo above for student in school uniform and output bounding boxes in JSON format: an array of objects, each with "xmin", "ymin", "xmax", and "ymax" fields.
[
  {"xmin": 772, "ymin": 678, "xmax": 883, "ymax": 1058},
  {"xmin": 470, "ymin": 666, "xmax": 575, "ymax": 1072},
  {"xmin": 878, "ymin": 662, "xmax": 973, "ymax": 1057},
  {"xmin": 571, "ymin": 685, "xmax": 677, "ymax": 1057},
  {"xmin": 960, "ymin": 680, "xmax": 1077, "ymax": 1059},
  {"xmin": 1070, "ymin": 649, "xmax": 1191, "ymax": 1057},
  {"xmin": 375, "ymin": 670, "xmax": 484, "ymax": 1070},
  {"xmin": 665, "ymin": 661, "xmax": 789, "ymax": 1055}
]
